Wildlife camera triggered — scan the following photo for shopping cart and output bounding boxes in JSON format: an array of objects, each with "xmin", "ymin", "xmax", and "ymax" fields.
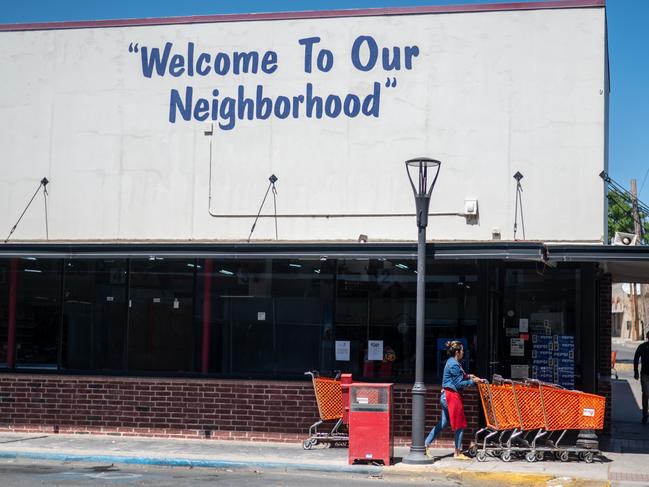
[
  {"xmin": 474, "ymin": 375, "xmax": 605, "ymax": 463},
  {"xmin": 524, "ymin": 379, "xmax": 605, "ymax": 463},
  {"xmin": 471, "ymin": 375, "xmax": 527, "ymax": 461},
  {"xmin": 302, "ymin": 371, "xmax": 349, "ymax": 450}
]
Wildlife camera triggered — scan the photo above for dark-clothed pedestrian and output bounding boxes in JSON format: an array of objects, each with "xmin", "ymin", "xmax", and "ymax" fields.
[
  {"xmin": 425, "ymin": 340, "xmax": 480, "ymax": 460},
  {"xmin": 634, "ymin": 331, "xmax": 649, "ymax": 424}
]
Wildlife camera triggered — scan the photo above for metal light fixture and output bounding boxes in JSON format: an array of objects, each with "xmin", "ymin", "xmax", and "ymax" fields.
[{"xmin": 402, "ymin": 157, "xmax": 441, "ymax": 465}]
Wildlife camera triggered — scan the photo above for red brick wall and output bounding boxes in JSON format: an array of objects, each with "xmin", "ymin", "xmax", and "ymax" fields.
[
  {"xmin": 598, "ymin": 273, "xmax": 612, "ymax": 435},
  {"xmin": 0, "ymin": 374, "xmax": 479, "ymax": 447}
]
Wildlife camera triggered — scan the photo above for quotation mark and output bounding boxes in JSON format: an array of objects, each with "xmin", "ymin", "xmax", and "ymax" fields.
[
  {"xmin": 385, "ymin": 77, "xmax": 397, "ymax": 88},
  {"xmin": 128, "ymin": 42, "xmax": 140, "ymax": 53}
]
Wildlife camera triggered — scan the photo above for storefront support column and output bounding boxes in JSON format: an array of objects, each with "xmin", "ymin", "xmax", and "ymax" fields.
[
  {"xmin": 403, "ymin": 157, "xmax": 440, "ymax": 465},
  {"xmin": 7, "ymin": 258, "xmax": 18, "ymax": 368},
  {"xmin": 201, "ymin": 259, "xmax": 213, "ymax": 374}
]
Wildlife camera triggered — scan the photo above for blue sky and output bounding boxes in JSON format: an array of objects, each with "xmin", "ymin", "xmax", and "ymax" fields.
[{"xmin": 2, "ymin": 0, "xmax": 648, "ymax": 202}]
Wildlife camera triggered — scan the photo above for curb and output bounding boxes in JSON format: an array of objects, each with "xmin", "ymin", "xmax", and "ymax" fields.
[
  {"xmin": 0, "ymin": 450, "xmax": 382, "ymax": 476},
  {"xmin": 615, "ymin": 363, "xmax": 634, "ymax": 372},
  {"xmin": 386, "ymin": 464, "xmax": 609, "ymax": 487}
]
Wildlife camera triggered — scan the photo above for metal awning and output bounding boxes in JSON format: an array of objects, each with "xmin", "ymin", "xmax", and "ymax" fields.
[
  {"xmin": 2, "ymin": 242, "xmax": 648, "ymax": 282},
  {"xmin": 547, "ymin": 244, "xmax": 649, "ymax": 283},
  {"xmin": 0, "ymin": 241, "xmax": 546, "ymax": 261}
]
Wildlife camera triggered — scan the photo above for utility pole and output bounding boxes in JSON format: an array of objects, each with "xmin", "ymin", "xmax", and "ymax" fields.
[{"xmin": 631, "ymin": 179, "xmax": 641, "ymax": 341}]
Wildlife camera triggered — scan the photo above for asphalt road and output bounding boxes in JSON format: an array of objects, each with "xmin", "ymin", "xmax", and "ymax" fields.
[
  {"xmin": 0, "ymin": 459, "xmax": 468, "ymax": 487},
  {"xmin": 612, "ymin": 339, "xmax": 643, "ymax": 364}
]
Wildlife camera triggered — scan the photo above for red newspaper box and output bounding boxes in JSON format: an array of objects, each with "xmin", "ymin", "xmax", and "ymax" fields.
[{"xmin": 348, "ymin": 382, "xmax": 393, "ymax": 465}]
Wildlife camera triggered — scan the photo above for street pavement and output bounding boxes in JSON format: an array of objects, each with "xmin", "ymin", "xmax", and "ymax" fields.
[{"xmin": 0, "ymin": 458, "xmax": 465, "ymax": 487}]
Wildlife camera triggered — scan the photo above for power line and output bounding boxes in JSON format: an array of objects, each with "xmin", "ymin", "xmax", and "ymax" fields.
[{"xmin": 640, "ymin": 166, "xmax": 649, "ymax": 195}]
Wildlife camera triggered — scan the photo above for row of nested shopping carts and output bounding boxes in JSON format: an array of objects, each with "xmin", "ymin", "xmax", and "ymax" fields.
[{"xmin": 471, "ymin": 375, "xmax": 605, "ymax": 463}]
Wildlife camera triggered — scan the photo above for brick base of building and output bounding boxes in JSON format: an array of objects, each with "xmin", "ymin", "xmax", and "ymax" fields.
[{"xmin": 0, "ymin": 374, "xmax": 480, "ymax": 448}]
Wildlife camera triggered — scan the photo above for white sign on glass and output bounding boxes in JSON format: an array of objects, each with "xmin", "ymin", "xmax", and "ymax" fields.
[
  {"xmin": 368, "ymin": 340, "xmax": 384, "ymax": 361},
  {"xmin": 510, "ymin": 338, "xmax": 525, "ymax": 357},
  {"xmin": 335, "ymin": 341, "xmax": 350, "ymax": 361}
]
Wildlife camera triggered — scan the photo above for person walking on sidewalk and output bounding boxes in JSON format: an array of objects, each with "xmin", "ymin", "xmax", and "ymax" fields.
[
  {"xmin": 425, "ymin": 340, "xmax": 480, "ymax": 460},
  {"xmin": 634, "ymin": 331, "xmax": 649, "ymax": 424}
]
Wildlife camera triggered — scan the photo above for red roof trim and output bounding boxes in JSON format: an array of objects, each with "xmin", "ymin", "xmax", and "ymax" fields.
[{"xmin": 0, "ymin": 0, "xmax": 605, "ymax": 33}]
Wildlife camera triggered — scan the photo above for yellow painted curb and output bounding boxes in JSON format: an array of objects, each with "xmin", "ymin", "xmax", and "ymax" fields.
[
  {"xmin": 614, "ymin": 363, "xmax": 634, "ymax": 372},
  {"xmin": 386, "ymin": 465, "xmax": 609, "ymax": 487}
]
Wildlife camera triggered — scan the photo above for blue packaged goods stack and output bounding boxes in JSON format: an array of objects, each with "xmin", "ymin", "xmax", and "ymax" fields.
[{"xmin": 531, "ymin": 334, "xmax": 553, "ymax": 381}]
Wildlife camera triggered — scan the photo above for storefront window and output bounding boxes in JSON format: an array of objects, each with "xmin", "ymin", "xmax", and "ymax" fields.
[
  {"xmin": 425, "ymin": 264, "xmax": 479, "ymax": 381},
  {"xmin": 61, "ymin": 259, "xmax": 127, "ymax": 370},
  {"xmin": 127, "ymin": 259, "xmax": 196, "ymax": 372},
  {"xmin": 0, "ymin": 253, "xmax": 480, "ymax": 381},
  {"xmin": 0, "ymin": 259, "xmax": 9, "ymax": 364},
  {"xmin": 501, "ymin": 266, "xmax": 581, "ymax": 388},
  {"xmin": 15, "ymin": 258, "xmax": 61, "ymax": 367},
  {"xmin": 335, "ymin": 259, "xmax": 479, "ymax": 383},
  {"xmin": 199, "ymin": 258, "xmax": 334, "ymax": 378},
  {"xmin": 335, "ymin": 258, "xmax": 416, "ymax": 381}
]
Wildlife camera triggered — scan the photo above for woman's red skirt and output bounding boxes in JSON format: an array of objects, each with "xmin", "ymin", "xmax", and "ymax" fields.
[{"xmin": 444, "ymin": 388, "xmax": 467, "ymax": 431}]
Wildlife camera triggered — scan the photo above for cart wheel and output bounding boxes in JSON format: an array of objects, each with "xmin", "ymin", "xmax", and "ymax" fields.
[
  {"xmin": 468, "ymin": 445, "xmax": 478, "ymax": 457},
  {"xmin": 559, "ymin": 451, "xmax": 569, "ymax": 462},
  {"xmin": 501, "ymin": 451, "xmax": 512, "ymax": 462},
  {"xmin": 525, "ymin": 451, "xmax": 537, "ymax": 463},
  {"xmin": 554, "ymin": 452, "xmax": 562, "ymax": 461},
  {"xmin": 583, "ymin": 451, "xmax": 594, "ymax": 463},
  {"xmin": 303, "ymin": 439, "xmax": 313, "ymax": 450},
  {"xmin": 536, "ymin": 451, "xmax": 545, "ymax": 461},
  {"xmin": 476, "ymin": 451, "xmax": 487, "ymax": 462}
]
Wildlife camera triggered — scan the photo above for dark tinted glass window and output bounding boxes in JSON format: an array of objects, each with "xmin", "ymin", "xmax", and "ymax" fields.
[
  {"xmin": 0, "ymin": 259, "xmax": 9, "ymax": 364},
  {"xmin": 335, "ymin": 259, "xmax": 417, "ymax": 381},
  {"xmin": 62, "ymin": 259, "xmax": 127, "ymax": 370},
  {"xmin": 198, "ymin": 258, "xmax": 334, "ymax": 377},
  {"xmin": 335, "ymin": 259, "xmax": 479, "ymax": 382},
  {"xmin": 15, "ymin": 258, "xmax": 62, "ymax": 367},
  {"xmin": 502, "ymin": 266, "xmax": 580, "ymax": 388},
  {"xmin": 127, "ymin": 259, "xmax": 196, "ymax": 372},
  {"xmin": 425, "ymin": 264, "xmax": 479, "ymax": 381}
]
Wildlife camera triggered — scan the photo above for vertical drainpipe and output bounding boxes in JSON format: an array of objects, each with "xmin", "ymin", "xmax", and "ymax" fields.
[
  {"xmin": 201, "ymin": 259, "xmax": 213, "ymax": 374},
  {"xmin": 7, "ymin": 258, "xmax": 18, "ymax": 368}
]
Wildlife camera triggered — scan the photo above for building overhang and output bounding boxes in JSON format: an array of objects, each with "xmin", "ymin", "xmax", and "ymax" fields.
[
  {"xmin": 547, "ymin": 244, "xmax": 649, "ymax": 283},
  {"xmin": 2, "ymin": 241, "xmax": 648, "ymax": 283}
]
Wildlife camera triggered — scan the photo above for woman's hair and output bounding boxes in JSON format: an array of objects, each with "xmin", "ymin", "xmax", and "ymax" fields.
[{"xmin": 446, "ymin": 340, "xmax": 464, "ymax": 357}]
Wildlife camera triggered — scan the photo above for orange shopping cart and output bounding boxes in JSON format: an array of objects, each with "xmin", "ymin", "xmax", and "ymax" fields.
[
  {"xmin": 472, "ymin": 375, "xmax": 524, "ymax": 461},
  {"xmin": 474, "ymin": 375, "xmax": 606, "ymax": 463},
  {"xmin": 303, "ymin": 371, "xmax": 349, "ymax": 450},
  {"xmin": 526, "ymin": 379, "xmax": 605, "ymax": 463}
]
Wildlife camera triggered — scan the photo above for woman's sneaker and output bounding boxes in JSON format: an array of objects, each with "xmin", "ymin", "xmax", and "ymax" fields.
[
  {"xmin": 454, "ymin": 453, "xmax": 471, "ymax": 460},
  {"xmin": 425, "ymin": 447, "xmax": 434, "ymax": 458}
]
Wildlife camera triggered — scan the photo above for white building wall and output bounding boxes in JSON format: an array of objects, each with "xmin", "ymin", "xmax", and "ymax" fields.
[{"xmin": 0, "ymin": 6, "xmax": 607, "ymax": 242}]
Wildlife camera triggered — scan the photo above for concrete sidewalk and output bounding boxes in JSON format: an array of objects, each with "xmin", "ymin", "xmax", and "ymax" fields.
[{"xmin": 0, "ymin": 432, "xmax": 646, "ymax": 486}]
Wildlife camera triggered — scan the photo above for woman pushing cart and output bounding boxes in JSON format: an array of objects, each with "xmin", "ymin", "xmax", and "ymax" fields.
[{"xmin": 425, "ymin": 340, "xmax": 481, "ymax": 460}]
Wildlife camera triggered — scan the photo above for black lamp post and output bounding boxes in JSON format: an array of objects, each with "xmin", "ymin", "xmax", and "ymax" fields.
[{"xmin": 402, "ymin": 157, "xmax": 441, "ymax": 465}]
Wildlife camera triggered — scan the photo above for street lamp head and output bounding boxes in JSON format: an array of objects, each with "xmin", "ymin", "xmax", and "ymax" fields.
[
  {"xmin": 405, "ymin": 158, "xmax": 441, "ymax": 229},
  {"xmin": 405, "ymin": 158, "xmax": 441, "ymax": 198}
]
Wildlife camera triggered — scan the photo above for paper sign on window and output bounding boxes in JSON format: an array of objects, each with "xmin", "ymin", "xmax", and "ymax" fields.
[
  {"xmin": 368, "ymin": 340, "xmax": 384, "ymax": 361},
  {"xmin": 335, "ymin": 341, "xmax": 350, "ymax": 361},
  {"xmin": 510, "ymin": 338, "xmax": 525, "ymax": 357}
]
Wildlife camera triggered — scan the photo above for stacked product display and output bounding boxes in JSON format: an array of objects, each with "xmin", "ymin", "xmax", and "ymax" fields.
[{"xmin": 531, "ymin": 334, "xmax": 575, "ymax": 389}]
